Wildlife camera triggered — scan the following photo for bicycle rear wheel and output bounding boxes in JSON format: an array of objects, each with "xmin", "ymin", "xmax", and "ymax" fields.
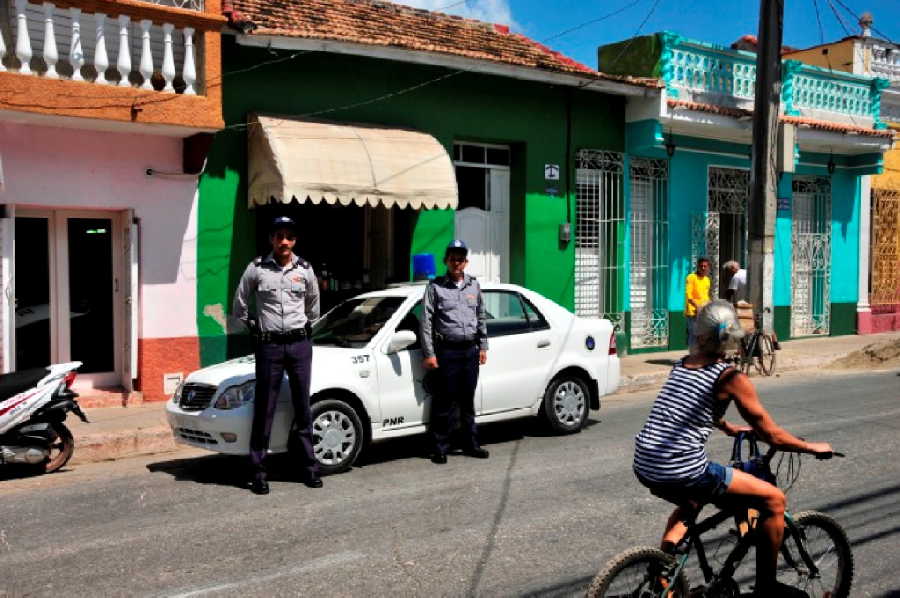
[
  {"xmin": 778, "ymin": 510, "xmax": 854, "ymax": 598},
  {"xmin": 755, "ymin": 334, "xmax": 776, "ymax": 376},
  {"xmin": 587, "ymin": 546, "xmax": 688, "ymax": 597}
]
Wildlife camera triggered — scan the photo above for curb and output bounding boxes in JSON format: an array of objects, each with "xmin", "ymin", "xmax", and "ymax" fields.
[{"xmin": 70, "ymin": 425, "xmax": 179, "ymax": 466}]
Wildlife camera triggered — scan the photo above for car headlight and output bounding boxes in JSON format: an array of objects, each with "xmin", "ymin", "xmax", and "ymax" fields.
[
  {"xmin": 172, "ymin": 383, "xmax": 184, "ymax": 404},
  {"xmin": 213, "ymin": 381, "xmax": 255, "ymax": 410}
]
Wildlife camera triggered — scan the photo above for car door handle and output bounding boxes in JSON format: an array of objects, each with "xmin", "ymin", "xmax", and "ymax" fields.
[{"xmin": 537, "ymin": 339, "xmax": 551, "ymax": 348}]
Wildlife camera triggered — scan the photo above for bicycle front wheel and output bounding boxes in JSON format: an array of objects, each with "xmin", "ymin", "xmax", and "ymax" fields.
[
  {"xmin": 778, "ymin": 510, "xmax": 854, "ymax": 598},
  {"xmin": 587, "ymin": 546, "xmax": 688, "ymax": 597}
]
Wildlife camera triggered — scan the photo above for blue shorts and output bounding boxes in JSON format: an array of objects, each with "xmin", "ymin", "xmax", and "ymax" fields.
[{"xmin": 636, "ymin": 462, "xmax": 734, "ymax": 506}]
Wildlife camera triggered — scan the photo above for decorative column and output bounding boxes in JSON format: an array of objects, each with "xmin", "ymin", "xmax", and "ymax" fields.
[
  {"xmin": 116, "ymin": 14, "xmax": 131, "ymax": 86},
  {"xmin": 161, "ymin": 23, "xmax": 175, "ymax": 92},
  {"xmin": 781, "ymin": 60, "xmax": 803, "ymax": 116},
  {"xmin": 870, "ymin": 77, "xmax": 890, "ymax": 129},
  {"xmin": 14, "ymin": 0, "xmax": 32, "ymax": 75},
  {"xmin": 857, "ymin": 176, "xmax": 873, "ymax": 333},
  {"xmin": 41, "ymin": 2, "xmax": 58, "ymax": 78},
  {"xmin": 181, "ymin": 26, "xmax": 196, "ymax": 95},
  {"xmin": 139, "ymin": 19, "xmax": 153, "ymax": 89},
  {"xmin": 93, "ymin": 12, "xmax": 109, "ymax": 84},
  {"xmin": 69, "ymin": 7, "xmax": 84, "ymax": 81},
  {"xmin": 658, "ymin": 31, "xmax": 683, "ymax": 99}
]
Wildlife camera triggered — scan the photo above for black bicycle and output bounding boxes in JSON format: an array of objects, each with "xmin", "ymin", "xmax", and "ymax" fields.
[{"xmin": 587, "ymin": 435, "xmax": 853, "ymax": 597}]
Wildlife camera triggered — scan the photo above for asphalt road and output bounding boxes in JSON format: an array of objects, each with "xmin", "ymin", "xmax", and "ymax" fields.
[{"xmin": 1, "ymin": 368, "xmax": 898, "ymax": 597}]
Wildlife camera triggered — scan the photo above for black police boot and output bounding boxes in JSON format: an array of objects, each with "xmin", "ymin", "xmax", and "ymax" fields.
[
  {"xmin": 464, "ymin": 447, "xmax": 490, "ymax": 459},
  {"xmin": 250, "ymin": 475, "xmax": 269, "ymax": 495},
  {"xmin": 431, "ymin": 453, "xmax": 448, "ymax": 465},
  {"xmin": 301, "ymin": 472, "xmax": 323, "ymax": 489}
]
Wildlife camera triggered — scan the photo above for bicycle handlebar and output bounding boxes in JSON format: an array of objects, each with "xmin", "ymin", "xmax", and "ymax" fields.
[{"xmin": 750, "ymin": 433, "xmax": 844, "ymax": 463}]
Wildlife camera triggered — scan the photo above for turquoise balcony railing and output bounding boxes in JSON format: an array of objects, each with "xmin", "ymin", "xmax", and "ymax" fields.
[
  {"xmin": 658, "ymin": 32, "xmax": 890, "ymax": 128},
  {"xmin": 661, "ymin": 35, "xmax": 757, "ymax": 100}
]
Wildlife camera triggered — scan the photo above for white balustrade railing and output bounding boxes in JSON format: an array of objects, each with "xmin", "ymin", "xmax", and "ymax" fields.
[
  {"xmin": 870, "ymin": 46, "xmax": 900, "ymax": 83},
  {"xmin": 0, "ymin": 0, "xmax": 203, "ymax": 94},
  {"xmin": 668, "ymin": 44, "xmax": 757, "ymax": 100}
]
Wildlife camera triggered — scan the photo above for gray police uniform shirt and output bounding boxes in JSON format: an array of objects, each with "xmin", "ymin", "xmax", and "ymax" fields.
[
  {"xmin": 420, "ymin": 274, "xmax": 488, "ymax": 359},
  {"xmin": 232, "ymin": 252, "xmax": 320, "ymax": 333}
]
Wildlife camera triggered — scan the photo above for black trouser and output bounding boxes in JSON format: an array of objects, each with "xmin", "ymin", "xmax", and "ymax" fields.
[
  {"xmin": 429, "ymin": 342, "xmax": 481, "ymax": 456},
  {"xmin": 250, "ymin": 338, "xmax": 318, "ymax": 479}
]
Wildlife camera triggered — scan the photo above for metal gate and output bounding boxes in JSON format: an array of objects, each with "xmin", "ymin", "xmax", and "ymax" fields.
[
  {"xmin": 704, "ymin": 167, "xmax": 750, "ymax": 297},
  {"xmin": 575, "ymin": 150, "xmax": 624, "ymax": 329},
  {"xmin": 791, "ymin": 176, "xmax": 832, "ymax": 336},
  {"xmin": 870, "ymin": 186, "xmax": 900, "ymax": 308},
  {"xmin": 629, "ymin": 158, "xmax": 669, "ymax": 348}
]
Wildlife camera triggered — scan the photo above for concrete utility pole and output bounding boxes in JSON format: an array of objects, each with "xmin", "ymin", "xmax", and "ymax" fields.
[{"xmin": 748, "ymin": 0, "xmax": 783, "ymax": 334}]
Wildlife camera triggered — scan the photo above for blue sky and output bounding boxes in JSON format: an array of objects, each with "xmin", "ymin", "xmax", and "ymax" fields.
[{"xmin": 396, "ymin": 0, "xmax": 899, "ymax": 68}]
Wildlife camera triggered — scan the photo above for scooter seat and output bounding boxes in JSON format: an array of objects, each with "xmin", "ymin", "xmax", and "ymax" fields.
[{"xmin": 0, "ymin": 367, "xmax": 51, "ymax": 403}]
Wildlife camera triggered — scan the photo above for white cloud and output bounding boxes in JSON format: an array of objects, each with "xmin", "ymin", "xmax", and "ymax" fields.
[{"xmin": 391, "ymin": 0, "xmax": 517, "ymax": 28}]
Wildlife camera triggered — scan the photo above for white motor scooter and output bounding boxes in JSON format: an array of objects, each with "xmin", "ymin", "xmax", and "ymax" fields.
[{"xmin": 0, "ymin": 362, "xmax": 87, "ymax": 474}]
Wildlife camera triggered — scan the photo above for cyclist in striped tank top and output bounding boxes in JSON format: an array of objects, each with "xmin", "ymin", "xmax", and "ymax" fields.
[{"xmin": 633, "ymin": 300, "xmax": 832, "ymax": 596}]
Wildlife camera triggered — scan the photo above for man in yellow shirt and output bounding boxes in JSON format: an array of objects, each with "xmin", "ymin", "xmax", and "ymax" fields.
[{"xmin": 684, "ymin": 257, "xmax": 711, "ymax": 347}]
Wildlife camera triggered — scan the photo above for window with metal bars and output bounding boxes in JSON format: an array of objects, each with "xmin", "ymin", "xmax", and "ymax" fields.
[{"xmin": 574, "ymin": 150, "xmax": 624, "ymax": 329}]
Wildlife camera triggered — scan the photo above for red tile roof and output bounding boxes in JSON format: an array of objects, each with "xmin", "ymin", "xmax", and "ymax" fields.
[
  {"xmin": 668, "ymin": 99, "xmax": 895, "ymax": 138},
  {"xmin": 224, "ymin": 0, "xmax": 661, "ymax": 87}
]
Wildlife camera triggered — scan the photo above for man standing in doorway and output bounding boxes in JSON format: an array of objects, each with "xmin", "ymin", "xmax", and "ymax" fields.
[
  {"xmin": 684, "ymin": 257, "xmax": 711, "ymax": 347},
  {"xmin": 722, "ymin": 260, "xmax": 747, "ymax": 306},
  {"xmin": 421, "ymin": 240, "xmax": 490, "ymax": 465},
  {"xmin": 233, "ymin": 216, "xmax": 321, "ymax": 495}
]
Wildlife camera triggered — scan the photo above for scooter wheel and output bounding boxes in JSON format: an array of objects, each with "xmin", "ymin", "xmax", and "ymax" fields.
[{"xmin": 43, "ymin": 423, "xmax": 74, "ymax": 474}]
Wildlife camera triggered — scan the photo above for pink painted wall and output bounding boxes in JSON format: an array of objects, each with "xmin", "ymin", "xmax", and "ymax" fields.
[{"xmin": 0, "ymin": 122, "xmax": 198, "ymax": 340}]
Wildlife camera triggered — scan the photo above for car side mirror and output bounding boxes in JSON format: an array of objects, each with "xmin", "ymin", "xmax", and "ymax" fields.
[{"xmin": 386, "ymin": 330, "xmax": 417, "ymax": 354}]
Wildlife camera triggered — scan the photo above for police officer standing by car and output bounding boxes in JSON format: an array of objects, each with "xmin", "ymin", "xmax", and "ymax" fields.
[
  {"xmin": 421, "ymin": 240, "xmax": 490, "ymax": 464},
  {"xmin": 233, "ymin": 216, "xmax": 322, "ymax": 495}
]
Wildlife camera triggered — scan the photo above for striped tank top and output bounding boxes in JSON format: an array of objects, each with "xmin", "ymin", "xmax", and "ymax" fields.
[{"xmin": 633, "ymin": 359, "xmax": 731, "ymax": 483}]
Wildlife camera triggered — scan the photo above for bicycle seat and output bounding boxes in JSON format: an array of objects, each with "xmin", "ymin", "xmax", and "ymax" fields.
[{"xmin": 0, "ymin": 367, "xmax": 50, "ymax": 403}]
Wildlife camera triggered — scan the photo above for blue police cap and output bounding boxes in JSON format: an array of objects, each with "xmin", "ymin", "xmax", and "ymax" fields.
[
  {"xmin": 270, "ymin": 216, "xmax": 297, "ymax": 232},
  {"xmin": 446, "ymin": 239, "xmax": 468, "ymax": 253}
]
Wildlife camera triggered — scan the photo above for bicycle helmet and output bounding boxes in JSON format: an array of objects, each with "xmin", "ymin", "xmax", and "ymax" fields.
[{"xmin": 692, "ymin": 300, "xmax": 745, "ymax": 355}]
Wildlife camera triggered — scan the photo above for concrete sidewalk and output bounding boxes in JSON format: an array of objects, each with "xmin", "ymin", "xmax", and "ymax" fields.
[{"xmin": 65, "ymin": 331, "xmax": 900, "ymax": 466}]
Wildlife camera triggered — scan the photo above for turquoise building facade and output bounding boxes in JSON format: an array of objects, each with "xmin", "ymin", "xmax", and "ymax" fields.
[{"xmin": 581, "ymin": 33, "xmax": 894, "ymax": 352}]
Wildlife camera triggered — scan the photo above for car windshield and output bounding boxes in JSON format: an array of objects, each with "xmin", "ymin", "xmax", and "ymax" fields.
[{"xmin": 311, "ymin": 296, "xmax": 406, "ymax": 348}]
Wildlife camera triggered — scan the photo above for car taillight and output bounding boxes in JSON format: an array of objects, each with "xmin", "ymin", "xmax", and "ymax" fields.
[
  {"xmin": 64, "ymin": 372, "xmax": 77, "ymax": 388},
  {"xmin": 608, "ymin": 333, "xmax": 617, "ymax": 355}
]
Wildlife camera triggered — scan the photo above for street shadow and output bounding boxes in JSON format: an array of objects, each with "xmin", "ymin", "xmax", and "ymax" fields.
[
  {"xmin": 146, "ymin": 452, "xmax": 311, "ymax": 489},
  {"xmin": 355, "ymin": 416, "xmax": 601, "ymax": 469},
  {"xmin": 645, "ymin": 358, "xmax": 678, "ymax": 366},
  {"xmin": 0, "ymin": 465, "xmax": 75, "ymax": 482}
]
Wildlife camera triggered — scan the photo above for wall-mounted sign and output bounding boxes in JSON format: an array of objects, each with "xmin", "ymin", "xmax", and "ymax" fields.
[
  {"xmin": 544, "ymin": 163, "xmax": 560, "ymax": 180},
  {"xmin": 545, "ymin": 186, "xmax": 559, "ymax": 196},
  {"xmin": 777, "ymin": 196, "xmax": 791, "ymax": 211}
]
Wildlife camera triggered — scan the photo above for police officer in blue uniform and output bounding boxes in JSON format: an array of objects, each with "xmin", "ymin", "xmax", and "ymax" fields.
[
  {"xmin": 233, "ymin": 216, "xmax": 321, "ymax": 495},
  {"xmin": 420, "ymin": 240, "xmax": 490, "ymax": 464}
]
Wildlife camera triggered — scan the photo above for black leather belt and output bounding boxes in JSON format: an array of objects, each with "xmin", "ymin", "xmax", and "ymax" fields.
[
  {"xmin": 258, "ymin": 328, "xmax": 308, "ymax": 344},
  {"xmin": 437, "ymin": 338, "xmax": 476, "ymax": 349}
]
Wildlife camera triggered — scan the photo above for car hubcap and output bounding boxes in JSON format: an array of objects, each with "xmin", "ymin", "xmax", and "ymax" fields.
[
  {"xmin": 553, "ymin": 381, "xmax": 585, "ymax": 426},
  {"xmin": 313, "ymin": 410, "xmax": 357, "ymax": 466}
]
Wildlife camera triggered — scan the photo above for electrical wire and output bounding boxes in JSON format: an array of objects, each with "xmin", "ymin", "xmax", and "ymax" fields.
[
  {"xmin": 824, "ymin": 0, "xmax": 854, "ymax": 37},
  {"xmin": 542, "ymin": 0, "xmax": 643, "ymax": 43},
  {"xmin": 831, "ymin": 0, "xmax": 898, "ymax": 45}
]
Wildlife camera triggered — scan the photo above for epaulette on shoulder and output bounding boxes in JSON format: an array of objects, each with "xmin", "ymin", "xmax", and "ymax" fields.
[
  {"xmin": 296, "ymin": 256, "xmax": 311, "ymax": 269},
  {"xmin": 252, "ymin": 256, "xmax": 264, "ymax": 266}
]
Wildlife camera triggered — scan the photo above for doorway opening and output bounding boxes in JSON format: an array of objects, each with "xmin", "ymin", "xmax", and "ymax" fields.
[{"xmin": 13, "ymin": 210, "xmax": 124, "ymax": 387}]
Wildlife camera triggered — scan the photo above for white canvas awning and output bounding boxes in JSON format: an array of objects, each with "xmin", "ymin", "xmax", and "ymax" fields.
[{"xmin": 247, "ymin": 114, "xmax": 458, "ymax": 210}]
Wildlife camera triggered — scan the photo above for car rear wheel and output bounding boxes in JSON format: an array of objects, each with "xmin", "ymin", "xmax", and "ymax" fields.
[
  {"xmin": 541, "ymin": 374, "xmax": 590, "ymax": 434},
  {"xmin": 310, "ymin": 399, "xmax": 364, "ymax": 475}
]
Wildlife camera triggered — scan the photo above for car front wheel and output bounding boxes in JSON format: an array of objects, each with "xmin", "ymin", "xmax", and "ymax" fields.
[
  {"xmin": 310, "ymin": 399, "xmax": 364, "ymax": 475},
  {"xmin": 541, "ymin": 375, "xmax": 590, "ymax": 434}
]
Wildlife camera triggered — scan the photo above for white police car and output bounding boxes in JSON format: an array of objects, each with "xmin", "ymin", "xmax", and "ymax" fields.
[{"xmin": 166, "ymin": 283, "xmax": 620, "ymax": 474}]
